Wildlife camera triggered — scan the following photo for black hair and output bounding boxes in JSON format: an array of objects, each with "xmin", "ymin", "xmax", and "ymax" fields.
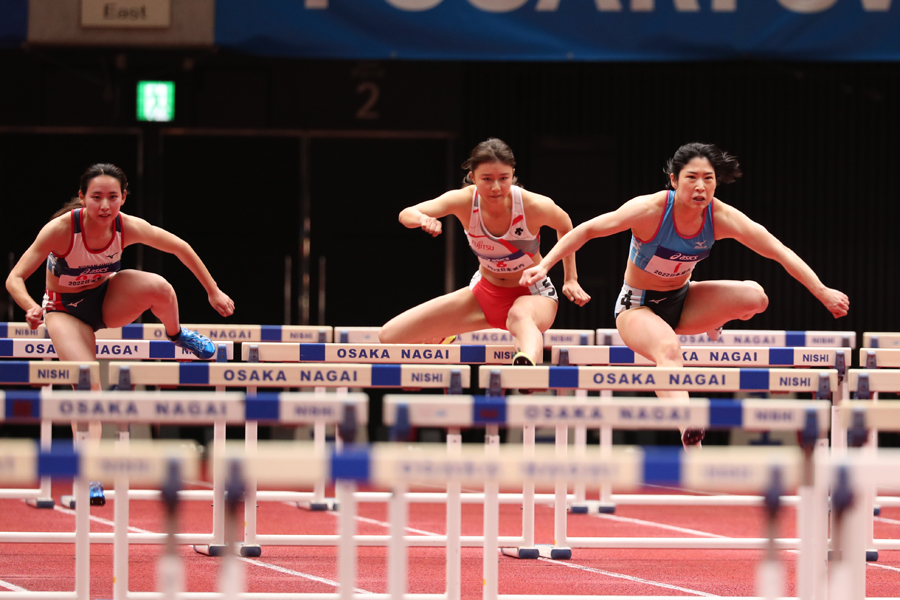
[
  {"xmin": 461, "ymin": 138, "xmax": 519, "ymax": 186},
  {"xmin": 665, "ymin": 142, "xmax": 742, "ymax": 190},
  {"xmin": 53, "ymin": 163, "xmax": 129, "ymax": 219}
]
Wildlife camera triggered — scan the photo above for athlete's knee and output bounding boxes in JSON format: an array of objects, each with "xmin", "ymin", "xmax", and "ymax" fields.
[
  {"xmin": 505, "ymin": 305, "xmax": 536, "ymax": 331},
  {"xmin": 656, "ymin": 337, "xmax": 683, "ymax": 365},
  {"xmin": 378, "ymin": 323, "xmax": 398, "ymax": 344},
  {"xmin": 144, "ymin": 274, "xmax": 177, "ymax": 305},
  {"xmin": 741, "ymin": 281, "xmax": 768, "ymax": 316}
]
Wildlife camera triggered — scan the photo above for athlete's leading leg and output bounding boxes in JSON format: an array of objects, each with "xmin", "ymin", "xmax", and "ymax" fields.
[
  {"xmin": 676, "ymin": 280, "xmax": 768, "ymax": 337},
  {"xmin": 379, "ymin": 287, "xmax": 491, "ymax": 344},
  {"xmin": 506, "ymin": 295, "xmax": 557, "ymax": 365},
  {"xmin": 616, "ymin": 307, "xmax": 702, "ymax": 447}
]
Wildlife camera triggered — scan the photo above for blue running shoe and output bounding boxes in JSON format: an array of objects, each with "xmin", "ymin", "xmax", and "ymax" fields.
[
  {"xmin": 171, "ymin": 326, "xmax": 215, "ymax": 359},
  {"xmin": 89, "ymin": 481, "xmax": 106, "ymax": 506}
]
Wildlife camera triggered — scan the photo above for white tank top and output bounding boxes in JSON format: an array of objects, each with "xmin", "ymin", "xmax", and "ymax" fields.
[
  {"xmin": 46, "ymin": 208, "xmax": 124, "ymax": 289},
  {"xmin": 465, "ymin": 185, "xmax": 540, "ymax": 274}
]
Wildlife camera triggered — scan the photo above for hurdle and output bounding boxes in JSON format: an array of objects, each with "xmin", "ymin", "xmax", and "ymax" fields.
[
  {"xmin": 0, "ymin": 322, "xmax": 333, "ymax": 343},
  {"xmin": 595, "ymin": 327, "xmax": 857, "ymax": 348},
  {"xmin": 0, "ymin": 439, "xmax": 200, "ymax": 600},
  {"xmin": 862, "ymin": 331, "xmax": 900, "ymax": 348},
  {"xmin": 551, "ymin": 344, "xmax": 850, "ymax": 511},
  {"xmin": 241, "ymin": 342, "xmax": 517, "ymax": 365},
  {"xmin": 383, "ymin": 393, "xmax": 830, "ymax": 583},
  {"xmin": 0, "ymin": 362, "xmax": 99, "ymax": 508},
  {"xmin": 0, "ymin": 338, "xmax": 235, "ymax": 362},
  {"xmin": 106, "ymin": 361, "xmax": 469, "ymax": 555},
  {"xmin": 332, "ymin": 325, "xmax": 596, "ymax": 347},
  {"xmin": 208, "ymin": 441, "xmax": 814, "ymax": 600}
]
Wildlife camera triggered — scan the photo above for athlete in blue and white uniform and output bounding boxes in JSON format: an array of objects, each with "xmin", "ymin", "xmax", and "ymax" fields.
[
  {"xmin": 379, "ymin": 138, "xmax": 590, "ymax": 366},
  {"xmin": 521, "ymin": 142, "xmax": 849, "ymax": 446}
]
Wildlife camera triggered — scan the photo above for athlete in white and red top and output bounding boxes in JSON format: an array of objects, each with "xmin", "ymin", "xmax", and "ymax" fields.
[
  {"xmin": 7, "ymin": 163, "xmax": 235, "ymax": 375},
  {"xmin": 379, "ymin": 138, "xmax": 590, "ymax": 365},
  {"xmin": 520, "ymin": 142, "xmax": 849, "ymax": 447}
]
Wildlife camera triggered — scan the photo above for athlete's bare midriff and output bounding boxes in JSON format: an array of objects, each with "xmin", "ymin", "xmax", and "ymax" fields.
[
  {"xmin": 622, "ymin": 260, "xmax": 691, "ymax": 292},
  {"xmin": 479, "ymin": 251, "xmax": 543, "ymax": 288}
]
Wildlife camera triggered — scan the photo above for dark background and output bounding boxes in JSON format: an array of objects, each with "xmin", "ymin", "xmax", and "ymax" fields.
[{"xmin": 2, "ymin": 47, "xmax": 896, "ymax": 337}]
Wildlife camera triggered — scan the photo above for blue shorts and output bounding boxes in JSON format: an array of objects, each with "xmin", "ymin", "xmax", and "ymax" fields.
[
  {"xmin": 614, "ymin": 281, "xmax": 690, "ymax": 330},
  {"xmin": 42, "ymin": 281, "xmax": 110, "ymax": 332}
]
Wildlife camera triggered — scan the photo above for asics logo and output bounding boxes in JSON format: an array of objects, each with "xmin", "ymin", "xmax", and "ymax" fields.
[
  {"xmin": 66, "ymin": 299, "xmax": 85, "ymax": 308},
  {"xmin": 648, "ymin": 298, "xmax": 666, "ymax": 304}
]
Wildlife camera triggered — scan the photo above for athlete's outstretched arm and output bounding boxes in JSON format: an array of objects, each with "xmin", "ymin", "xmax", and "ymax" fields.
[
  {"xmin": 715, "ymin": 201, "xmax": 849, "ymax": 318},
  {"xmin": 528, "ymin": 194, "xmax": 591, "ymax": 305},
  {"xmin": 123, "ymin": 215, "xmax": 235, "ymax": 317},
  {"xmin": 6, "ymin": 217, "xmax": 69, "ymax": 329},
  {"xmin": 398, "ymin": 189, "xmax": 470, "ymax": 237},
  {"xmin": 519, "ymin": 196, "xmax": 652, "ymax": 288}
]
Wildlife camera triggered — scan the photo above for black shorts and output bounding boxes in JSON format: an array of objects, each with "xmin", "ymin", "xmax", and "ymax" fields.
[
  {"xmin": 42, "ymin": 281, "xmax": 110, "ymax": 332},
  {"xmin": 614, "ymin": 282, "xmax": 690, "ymax": 330}
]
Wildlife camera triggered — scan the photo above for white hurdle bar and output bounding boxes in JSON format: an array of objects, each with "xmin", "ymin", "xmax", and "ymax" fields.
[
  {"xmin": 551, "ymin": 345, "xmax": 849, "ymax": 509},
  {"xmin": 0, "ymin": 338, "xmax": 235, "ymax": 361},
  {"xmin": 0, "ymin": 440, "xmax": 200, "ymax": 600},
  {"xmin": 241, "ymin": 342, "xmax": 517, "ymax": 365},
  {"xmin": 862, "ymin": 331, "xmax": 900, "ymax": 348},
  {"xmin": 596, "ymin": 327, "xmax": 857, "ymax": 348},
  {"xmin": 332, "ymin": 325, "xmax": 595, "ymax": 347},
  {"xmin": 0, "ymin": 322, "xmax": 333, "ymax": 343},
  {"xmin": 0, "ymin": 363, "xmax": 99, "ymax": 507}
]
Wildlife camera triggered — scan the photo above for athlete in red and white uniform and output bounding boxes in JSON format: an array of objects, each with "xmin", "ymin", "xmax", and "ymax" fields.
[{"xmin": 379, "ymin": 138, "xmax": 590, "ymax": 365}]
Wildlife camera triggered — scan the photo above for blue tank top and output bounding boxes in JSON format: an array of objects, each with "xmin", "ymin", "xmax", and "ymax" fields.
[{"xmin": 628, "ymin": 190, "xmax": 715, "ymax": 279}]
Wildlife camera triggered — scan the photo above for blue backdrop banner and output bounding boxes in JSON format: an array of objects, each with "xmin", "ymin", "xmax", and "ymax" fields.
[
  {"xmin": 0, "ymin": 0, "xmax": 27, "ymax": 48},
  {"xmin": 214, "ymin": 0, "xmax": 900, "ymax": 61}
]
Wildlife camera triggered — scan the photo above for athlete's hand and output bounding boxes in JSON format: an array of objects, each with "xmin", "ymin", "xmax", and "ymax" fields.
[
  {"xmin": 25, "ymin": 306, "xmax": 43, "ymax": 330},
  {"xmin": 420, "ymin": 215, "xmax": 442, "ymax": 237},
  {"xmin": 519, "ymin": 265, "xmax": 547, "ymax": 288},
  {"xmin": 819, "ymin": 287, "xmax": 849, "ymax": 318},
  {"xmin": 562, "ymin": 280, "xmax": 591, "ymax": 307},
  {"xmin": 209, "ymin": 289, "xmax": 235, "ymax": 317}
]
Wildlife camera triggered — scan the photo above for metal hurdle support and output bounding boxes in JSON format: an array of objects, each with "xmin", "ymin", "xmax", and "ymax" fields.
[
  {"xmin": 862, "ymin": 332, "xmax": 900, "ymax": 349},
  {"xmin": 552, "ymin": 345, "xmax": 850, "ymax": 512},
  {"xmin": 0, "ymin": 439, "xmax": 199, "ymax": 600},
  {"xmin": 0, "ymin": 362, "xmax": 99, "ymax": 509}
]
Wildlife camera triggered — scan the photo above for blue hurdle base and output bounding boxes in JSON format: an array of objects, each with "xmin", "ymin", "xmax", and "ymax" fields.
[
  {"xmin": 25, "ymin": 497, "xmax": 55, "ymax": 509},
  {"xmin": 570, "ymin": 500, "xmax": 616, "ymax": 514},
  {"xmin": 240, "ymin": 544, "xmax": 262, "ymax": 558},
  {"xmin": 60, "ymin": 495, "xmax": 76, "ymax": 509},
  {"xmin": 827, "ymin": 550, "xmax": 879, "ymax": 563},
  {"xmin": 874, "ymin": 505, "xmax": 881, "ymax": 516},
  {"xmin": 500, "ymin": 546, "xmax": 540, "ymax": 559},
  {"xmin": 193, "ymin": 544, "xmax": 228, "ymax": 557},
  {"xmin": 537, "ymin": 544, "xmax": 572, "ymax": 560},
  {"xmin": 299, "ymin": 499, "xmax": 339, "ymax": 512}
]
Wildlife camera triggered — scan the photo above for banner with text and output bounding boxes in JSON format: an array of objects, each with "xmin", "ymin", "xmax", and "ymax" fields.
[{"xmin": 214, "ymin": 0, "xmax": 900, "ymax": 61}]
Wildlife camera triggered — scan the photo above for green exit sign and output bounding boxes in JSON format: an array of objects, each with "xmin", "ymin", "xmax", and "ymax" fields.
[{"xmin": 136, "ymin": 81, "xmax": 175, "ymax": 122}]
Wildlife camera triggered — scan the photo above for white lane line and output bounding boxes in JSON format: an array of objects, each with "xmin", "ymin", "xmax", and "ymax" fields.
[
  {"xmin": 591, "ymin": 512, "xmax": 728, "ymax": 538},
  {"xmin": 0, "ymin": 580, "xmax": 29, "ymax": 592},
  {"xmin": 50, "ymin": 504, "xmax": 374, "ymax": 593},
  {"xmin": 537, "ymin": 557, "xmax": 719, "ymax": 597}
]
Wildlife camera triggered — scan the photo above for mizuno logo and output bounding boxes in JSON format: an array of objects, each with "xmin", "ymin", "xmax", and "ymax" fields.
[
  {"xmin": 648, "ymin": 298, "xmax": 666, "ymax": 304},
  {"xmin": 67, "ymin": 299, "xmax": 84, "ymax": 308},
  {"xmin": 106, "ymin": 252, "xmax": 118, "ymax": 259},
  {"xmin": 694, "ymin": 240, "xmax": 708, "ymax": 249}
]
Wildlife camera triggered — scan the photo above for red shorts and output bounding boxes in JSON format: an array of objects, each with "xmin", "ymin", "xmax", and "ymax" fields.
[{"xmin": 468, "ymin": 271, "xmax": 557, "ymax": 330}]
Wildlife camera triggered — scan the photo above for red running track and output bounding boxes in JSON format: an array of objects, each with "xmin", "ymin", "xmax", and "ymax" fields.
[{"xmin": 1, "ymin": 480, "xmax": 899, "ymax": 598}]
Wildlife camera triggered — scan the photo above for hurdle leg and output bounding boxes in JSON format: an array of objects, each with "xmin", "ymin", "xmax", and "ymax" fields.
[
  {"xmin": 538, "ymin": 424, "xmax": 571, "ymax": 559},
  {"xmin": 388, "ymin": 482, "xmax": 408, "ymax": 600},
  {"xmin": 796, "ymin": 446, "xmax": 828, "ymax": 600},
  {"xmin": 242, "ymin": 419, "xmax": 262, "ymax": 557},
  {"xmin": 194, "ymin": 420, "xmax": 227, "ymax": 556},
  {"xmin": 336, "ymin": 478, "xmax": 357, "ymax": 600},
  {"xmin": 113, "ymin": 425, "xmax": 130, "ymax": 600},
  {"xmin": 501, "ymin": 424, "xmax": 538, "ymax": 559},
  {"xmin": 483, "ymin": 435, "xmax": 500, "ymax": 600},
  {"xmin": 446, "ymin": 430, "xmax": 462, "ymax": 600},
  {"xmin": 73, "ymin": 470, "xmax": 90, "ymax": 600},
  {"xmin": 24, "ymin": 419, "xmax": 55, "ymax": 509}
]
